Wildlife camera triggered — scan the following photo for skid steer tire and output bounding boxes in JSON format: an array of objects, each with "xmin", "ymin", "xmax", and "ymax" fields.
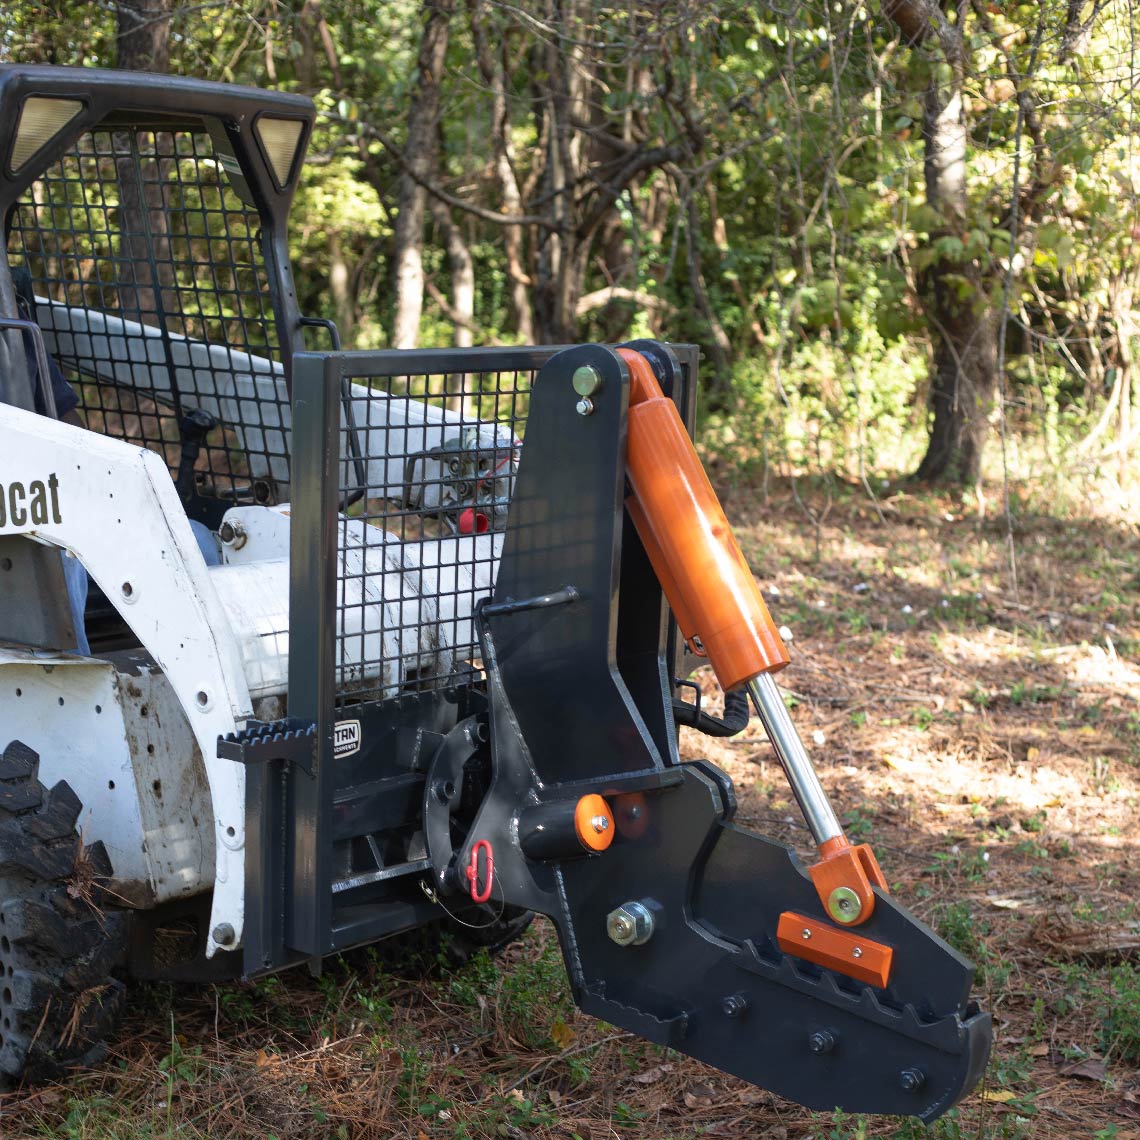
[{"xmin": 0, "ymin": 740, "xmax": 126, "ymax": 1088}]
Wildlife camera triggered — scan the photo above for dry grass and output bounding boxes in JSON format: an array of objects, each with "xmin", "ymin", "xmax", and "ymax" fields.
[{"xmin": 2, "ymin": 479, "xmax": 1139, "ymax": 1140}]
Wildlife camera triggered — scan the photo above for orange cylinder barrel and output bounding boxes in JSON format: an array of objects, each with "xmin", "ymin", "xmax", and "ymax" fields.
[
  {"xmin": 618, "ymin": 348, "xmax": 789, "ymax": 691},
  {"xmin": 625, "ymin": 494, "xmax": 704, "ymax": 653}
]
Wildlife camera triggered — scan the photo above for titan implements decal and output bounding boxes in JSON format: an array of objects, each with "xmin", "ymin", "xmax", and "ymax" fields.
[
  {"xmin": 0, "ymin": 474, "xmax": 62, "ymax": 529},
  {"xmin": 334, "ymin": 719, "xmax": 361, "ymax": 758}
]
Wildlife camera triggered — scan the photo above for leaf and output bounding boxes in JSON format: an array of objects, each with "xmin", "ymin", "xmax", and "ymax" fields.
[
  {"xmin": 683, "ymin": 1082, "xmax": 717, "ymax": 1108},
  {"xmin": 633, "ymin": 1063, "xmax": 674, "ymax": 1085},
  {"xmin": 1029, "ymin": 1043, "xmax": 1050, "ymax": 1056},
  {"xmin": 550, "ymin": 1018, "xmax": 576, "ymax": 1050},
  {"xmin": 985, "ymin": 78, "xmax": 1016, "ymax": 104},
  {"xmin": 980, "ymin": 1089, "xmax": 1018, "ymax": 1102},
  {"xmin": 1059, "ymin": 1056, "xmax": 1108, "ymax": 1081},
  {"xmin": 988, "ymin": 897, "xmax": 1027, "ymax": 910}
]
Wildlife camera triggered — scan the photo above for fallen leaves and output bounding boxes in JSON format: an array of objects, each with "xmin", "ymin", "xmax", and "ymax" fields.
[
  {"xmin": 632, "ymin": 1063, "xmax": 674, "ymax": 1085},
  {"xmin": 682, "ymin": 1082, "xmax": 717, "ymax": 1109},
  {"xmin": 1058, "ymin": 1056, "xmax": 1109, "ymax": 1082},
  {"xmin": 550, "ymin": 1018, "xmax": 575, "ymax": 1050}
]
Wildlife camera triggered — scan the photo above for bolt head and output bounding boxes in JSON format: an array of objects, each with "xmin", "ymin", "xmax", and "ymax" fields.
[
  {"xmin": 609, "ymin": 915, "xmax": 634, "ymax": 939},
  {"xmin": 852, "ymin": 947, "xmax": 863, "ymax": 959},
  {"xmin": 212, "ymin": 922, "xmax": 235, "ymax": 947},
  {"xmin": 572, "ymin": 363, "xmax": 603, "ymax": 397},
  {"xmin": 591, "ymin": 815, "xmax": 610, "ymax": 833},
  {"xmin": 606, "ymin": 901, "xmax": 655, "ymax": 946},
  {"xmin": 575, "ymin": 397, "xmax": 594, "ymax": 416},
  {"xmin": 801, "ymin": 927, "xmax": 812, "ymax": 940},
  {"xmin": 827, "ymin": 886, "xmax": 862, "ymax": 924},
  {"xmin": 721, "ymin": 993, "xmax": 748, "ymax": 1018},
  {"xmin": 899, "ymin": 1067, "xmax": 926, "ymax": 1092},
  {"xmin": 808, "ymin": 1030, "xmax": 836, "ymax": 1054}
]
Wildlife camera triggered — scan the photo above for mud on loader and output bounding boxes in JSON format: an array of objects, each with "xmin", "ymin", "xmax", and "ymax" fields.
[{"xmin": 0, "ymin": 63, "xmax": 990, "ymax": 1117}]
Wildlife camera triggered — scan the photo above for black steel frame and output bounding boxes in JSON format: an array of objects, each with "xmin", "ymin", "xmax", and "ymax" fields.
[{"xmin": 236, "ymin": 343, "xmax": 699, "ymax": 971}]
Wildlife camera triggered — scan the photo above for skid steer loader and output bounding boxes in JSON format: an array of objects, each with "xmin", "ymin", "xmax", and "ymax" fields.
[{"xmin": 0, "ymin": 63, "xmax": 990, "ymax": 1117}]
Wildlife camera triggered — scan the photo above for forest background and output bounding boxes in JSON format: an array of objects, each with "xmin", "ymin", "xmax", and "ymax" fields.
[
  {"xmin": 3, "ymin": 6, "xmax": 1140, "ymax": 1140},
  {"xmin": 6, "ymin": 0, "xmax": 1140, "ymax": 507}
]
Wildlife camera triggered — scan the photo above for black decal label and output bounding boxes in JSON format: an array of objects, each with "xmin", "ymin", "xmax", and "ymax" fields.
[{"xmin": 334, "ymin": 719, "xmax": 361, "ymax": 759}]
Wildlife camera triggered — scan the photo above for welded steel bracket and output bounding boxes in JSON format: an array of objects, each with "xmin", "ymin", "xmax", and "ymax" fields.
[{"xmin": 447, "ymin": 342, "xmax": 991, "ymax": 1120}]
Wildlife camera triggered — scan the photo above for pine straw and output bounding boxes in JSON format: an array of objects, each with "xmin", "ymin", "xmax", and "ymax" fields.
[{"xmin": 2, "ymin": 481, "xmax": 1139, "ymax": 1140}]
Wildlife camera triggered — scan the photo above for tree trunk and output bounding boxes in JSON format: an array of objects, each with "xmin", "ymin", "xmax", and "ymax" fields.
[
  {"xmin": 115, "ymin": 0, "xmax": 172, "ymax": 71},
  {"xmin": 532, "ymin": 0, "xmax": 588, "ymax": 344},
  {"xmin": 392, "ymin": 0, "xmax": 454, "ymax": 350},
  {"xmin": 912, "ymin": 67, "xmax": 997, "ymax": 484},
  {"xmin": 328, "ymin": 231, "xmax": 354, "ymax": 342},
  {"xmin": 468, "ymin": 0, "xmax": 534, "ymax": 342},
  {"xmin": 882, "ymin": 2, "xmax": 998, "ymax": 485},
  {"xmin": 115, "ymin": 0, "xmax": 174, "ymax": 325},
  {"xmin": 431, "ymin": 199, "xmax": 475, "ymax": 350}
]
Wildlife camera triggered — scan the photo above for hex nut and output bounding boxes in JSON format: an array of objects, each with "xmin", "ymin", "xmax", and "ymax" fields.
[
  {"xmin": 721, "ymin": 993, "xmax": 749, "ymax": 1018},
  {"xmin": 212, "ymin": 922, "xmax": 236, "ymax": 947},
  {"xmin": 899, "ymin": 1067, "xmax": 926, "ymax": 1092},
  {"xmin": 605, "ymin": 901, "xmax": 655, "ymax": 946}
]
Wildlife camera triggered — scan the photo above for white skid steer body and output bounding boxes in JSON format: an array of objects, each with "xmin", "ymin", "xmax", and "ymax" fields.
[{"xmin": 0, "ymin": 399, "xmax": 503, "ymax": 956}]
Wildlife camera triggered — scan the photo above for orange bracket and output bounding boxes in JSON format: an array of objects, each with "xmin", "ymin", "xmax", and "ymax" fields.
[
  {"xmin": 807, "ymin": 836, "xmax": 890, "ymax": 926},
  {"xmin": 777, "ymin": 911, "xmax": 893, "ymax": 989}
]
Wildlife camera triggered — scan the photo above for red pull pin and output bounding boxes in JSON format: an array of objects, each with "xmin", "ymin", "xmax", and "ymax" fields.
[{"xmin": 466, "ymin": 838, "xmax": 494, "ymax": 903}]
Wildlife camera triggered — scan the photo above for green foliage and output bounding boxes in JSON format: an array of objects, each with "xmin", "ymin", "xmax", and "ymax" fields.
[
  {"xmin": 3, "ymin": 0, "xmax": 1140, "ymax": 482},
  {"xmin": 1098, "ymin": 962, "xmax": 1140, "ymax": 1065}
]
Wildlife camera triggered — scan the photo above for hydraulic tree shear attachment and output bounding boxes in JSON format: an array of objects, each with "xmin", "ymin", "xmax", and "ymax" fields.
[{"xmin": 423, "ymin": 343, "xmax": 991, "ymax": 1121}]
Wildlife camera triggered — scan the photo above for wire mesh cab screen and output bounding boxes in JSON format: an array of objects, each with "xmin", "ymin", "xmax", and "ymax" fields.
[
  {"xmin": 333, "ymin": 355, "xmax": 551, "ymax": 706},
  {"xmin": 323, "ymin": 347, "xmax": 700, "ymax": 708},
  {"xmin": 6, "ymin": 121, "xmax": 289, "ymax": 518}
]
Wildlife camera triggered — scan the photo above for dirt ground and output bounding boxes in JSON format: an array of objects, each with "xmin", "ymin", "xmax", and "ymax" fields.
[{"xmin": 2, "ymin": 480, "xmax": 1139, "ymax": 1140}]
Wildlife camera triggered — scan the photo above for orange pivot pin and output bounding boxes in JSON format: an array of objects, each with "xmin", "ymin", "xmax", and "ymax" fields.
[{"xmin": 574, "ymin": 793, "xmax": 615, "ymax": 852}]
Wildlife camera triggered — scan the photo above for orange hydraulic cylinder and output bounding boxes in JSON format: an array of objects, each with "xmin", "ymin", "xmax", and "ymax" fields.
[{"xmin": 618, "ymin": 348, "xmax": 789, "ymax": 692}]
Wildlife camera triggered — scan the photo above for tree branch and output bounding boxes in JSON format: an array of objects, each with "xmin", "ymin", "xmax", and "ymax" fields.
[
  {"xmin": 881, "ymin": 0, "xmax": 962, "ymax": 63},
  {"xmin": 350, "ymin": 119, "xmax": 556, "ymax": 230},
  {"xmin": 576, "ymin": 285, "xmax": 671, "ymax": 316}
]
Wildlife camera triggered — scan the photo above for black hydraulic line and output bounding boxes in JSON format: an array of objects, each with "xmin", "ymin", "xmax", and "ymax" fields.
[{"xmin": 672, "ymin": 686, "xmax": 750, "ymax": 738}]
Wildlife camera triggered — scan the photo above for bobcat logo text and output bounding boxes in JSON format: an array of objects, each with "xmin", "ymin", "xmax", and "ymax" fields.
[{"xmin": 0, "ymin": 473, "xmax": 62, "ymax": 529}]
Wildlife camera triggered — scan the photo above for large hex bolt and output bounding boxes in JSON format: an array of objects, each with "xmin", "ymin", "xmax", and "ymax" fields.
[
  {"xmin": 211, "ymin": 922, "xmax": 235, "ymax": 947},
  {"xmin": 606, "ymin": 900, "xmax": 656, "ymax": 946},
  {"xmin": 899, "ymin": 1067, "xmax": 926, "ymax": 1092},
  {"xmin": 808, "ymin": 1029, "xmax": 837, "ymax": 1055}
]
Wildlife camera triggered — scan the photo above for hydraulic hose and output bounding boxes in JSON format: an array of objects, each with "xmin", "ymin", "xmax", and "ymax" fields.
[{"xmin": 672, "ymin": 686, "xmax": 750, "ymax": 738}]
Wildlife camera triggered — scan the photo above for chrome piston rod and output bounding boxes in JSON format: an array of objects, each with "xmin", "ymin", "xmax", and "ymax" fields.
[{"xmin": 746, "ymin": 672, "xmax": 844, "ymax": 847}]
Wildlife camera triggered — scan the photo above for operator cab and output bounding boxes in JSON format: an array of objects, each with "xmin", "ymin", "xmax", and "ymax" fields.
[{"xmin": 0, "ymin": 65, "xmax": 313, "ymax": 653}]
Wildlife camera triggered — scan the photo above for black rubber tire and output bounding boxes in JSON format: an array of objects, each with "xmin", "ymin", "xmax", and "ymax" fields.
[{"xmin": 0, "ymin": 740, "xmax": 125, "ymax": 1087}]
